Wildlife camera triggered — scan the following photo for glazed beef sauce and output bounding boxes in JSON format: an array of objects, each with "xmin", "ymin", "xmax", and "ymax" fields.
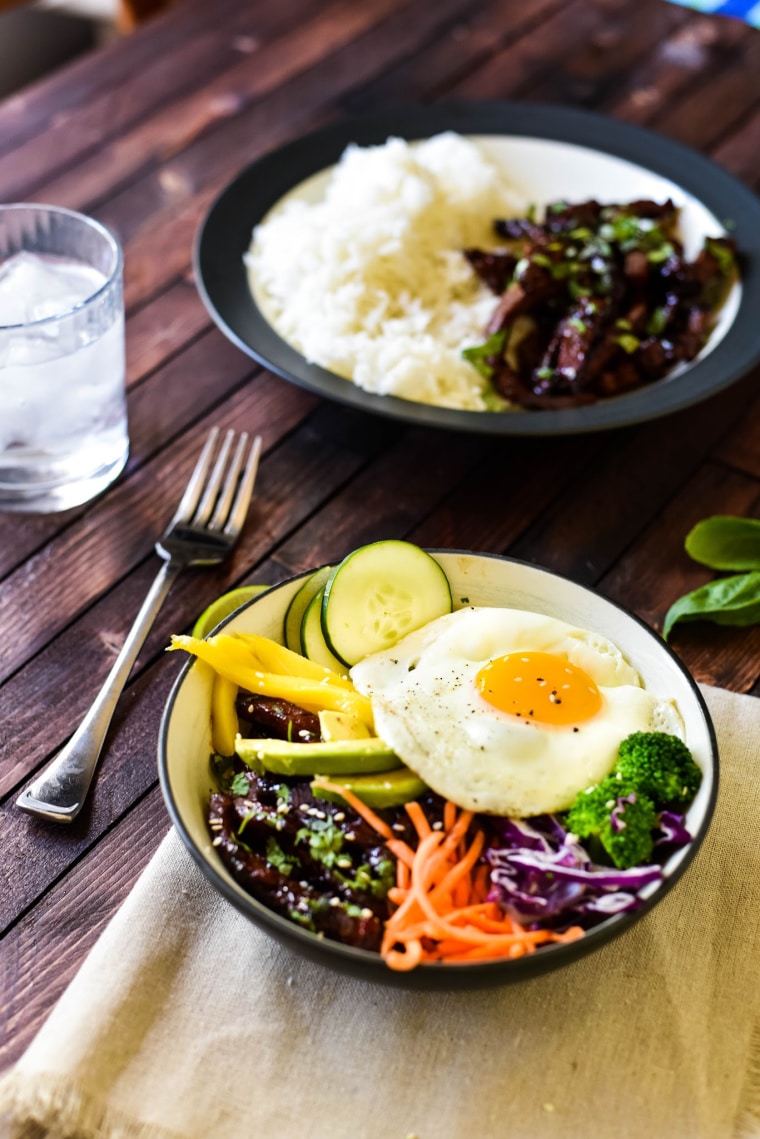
[
  {"xmin": 464, "ymin": 198, "xmax": 737, "ymax": 409},
  {"xmin": 209, "ymin": 692, "xmax": 450, "ymax": 951}
]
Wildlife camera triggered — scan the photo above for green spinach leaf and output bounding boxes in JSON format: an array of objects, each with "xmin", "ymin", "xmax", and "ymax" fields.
[
  {"xmin": 663, "ymin": 572, "xmax": 760, "ymax": 640},
  {"xmin": 684, "ymin": 515, "xmax": 760, "ymax": 571}
]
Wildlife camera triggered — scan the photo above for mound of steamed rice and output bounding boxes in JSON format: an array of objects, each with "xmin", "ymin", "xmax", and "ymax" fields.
[{"xmin": 245, "ymin": 133, "xmax": 524, "ymax": 411}]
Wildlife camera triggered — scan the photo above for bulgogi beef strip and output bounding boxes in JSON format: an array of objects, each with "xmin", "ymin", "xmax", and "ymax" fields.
[
  {"xmin": 209, "ymin": 758, "xmax": 448, "ymax": 951},
  {"xmin": 463, "ymin": 199, "xmax": 737, "ymax": 409},
  {"xmin": 236, "ymin": 693, "xmax": 320, "ymax": 742}
]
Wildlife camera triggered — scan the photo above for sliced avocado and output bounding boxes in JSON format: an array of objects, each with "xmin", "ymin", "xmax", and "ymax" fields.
[
  {"xmin": 318, "ymin": 709, "xmax": 371, "ymax": 742},
  {"xmin": 311, "ymin": 765, "xmax": 428, "ymax": 809},
  {"xmin": 235, "ymin": 736, "xmax": 401, "ymax": 776}
]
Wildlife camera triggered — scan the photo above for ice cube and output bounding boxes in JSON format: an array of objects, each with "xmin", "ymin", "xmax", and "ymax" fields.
[{"xmin": 0, "ymin": 251, "xmax": 105, "ymax": 326}]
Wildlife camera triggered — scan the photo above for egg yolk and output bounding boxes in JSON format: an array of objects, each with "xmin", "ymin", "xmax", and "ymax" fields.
[{"xmin": 475, "ymin": 651, "xmax": 602, "ymax": 727}]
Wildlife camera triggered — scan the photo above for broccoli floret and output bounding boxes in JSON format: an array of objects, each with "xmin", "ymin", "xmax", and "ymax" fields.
[
  {"xmin": 566, "ymin": 773, "xmax": 632, "ymax": 837},
  {"xmin": 616, "ymin": 731, "xmax": 702, "ymax": 809},
  {"xmin": 600, "ymin": 792, "xmax": 657, "ymax": 869},
  {"xmin": 566, "ymin": 775, "xmax": 657, "ymax": 869}
]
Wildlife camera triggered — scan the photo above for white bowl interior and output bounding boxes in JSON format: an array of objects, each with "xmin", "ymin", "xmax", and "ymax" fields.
[{"xmin": 164, "ymin": 552, "xmax": 715, "ymax": 921}]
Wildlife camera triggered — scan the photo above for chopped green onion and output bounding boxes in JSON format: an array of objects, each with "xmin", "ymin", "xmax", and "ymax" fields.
[
  {"xmin": 568, "ymin": 280, "xmax": 592, "ymax": 300},
  {"xmin": 461, "ymin": 330, "xmax": 507, "ymax": 379},
  {"xmin": 705, "ymin": 237, "xmax": 735, "ymax": 276},
  {"xmin": 616, "ymin": 334, "xmax": 640, "ymax": 354},
  {"xmin": 647, "ymin": 242, "xmax": 675, "ymax": 264},
  {"xmin": 646, "ymin": 307, "xmax": 669, "ymax": 336}
]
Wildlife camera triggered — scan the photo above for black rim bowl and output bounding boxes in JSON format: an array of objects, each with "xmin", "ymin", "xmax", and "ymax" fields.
[{"xmin": 194, "ymin": 100, "xmax": 760, "ymax": 437}]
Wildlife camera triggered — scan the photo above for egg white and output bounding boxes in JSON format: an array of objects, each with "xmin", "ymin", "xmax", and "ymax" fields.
[{"xmin": 350, "ymin": 607, "xmax": 684, "ymax": 816}]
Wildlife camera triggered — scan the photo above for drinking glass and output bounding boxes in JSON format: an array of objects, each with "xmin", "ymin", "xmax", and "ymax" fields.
[{"xmin": 0, "ymin": 204, "xmax": 129, "ymax": 512}]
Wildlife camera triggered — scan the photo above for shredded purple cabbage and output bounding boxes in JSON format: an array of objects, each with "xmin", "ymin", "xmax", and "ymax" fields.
[
  {"xmin": 486, "ymin": 811, "xmax": 691, "ymax": 929},
  {"xmin": 655, "ymin": 809, "xmax": 693, "ymax": 848}
]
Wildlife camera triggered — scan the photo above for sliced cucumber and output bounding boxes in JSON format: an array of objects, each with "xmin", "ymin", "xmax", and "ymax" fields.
[
  {"xmin": 300, "ymin": 587, "xmax": 349, "ymax": 676},
  {"xmin": 311, "ymin": 766, "xmax": 428, "ymax": 809},
  {"xmin": 283, "ymin": 565, "xmax": 334, "ymax": 654},
  {"xmin": 321, "ymin": 540, "xmax": 452, "ymax": 666}
]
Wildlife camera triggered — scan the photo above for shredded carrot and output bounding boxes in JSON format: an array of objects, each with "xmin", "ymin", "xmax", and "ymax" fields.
[
  {"xmin": 404, "ymin": 800, "xmax": 432, "ymax": 841},
  {"xmin": 340, "ymin": 794, "xmax": 586, "ymax": 971},
  {"xmin": 386, "ymin": 838, "xmax": 415, "ymax": 868}
]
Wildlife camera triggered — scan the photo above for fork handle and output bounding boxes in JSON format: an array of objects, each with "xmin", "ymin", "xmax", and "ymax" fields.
[{"xmin": 16, "ymin": 559, "xmax": 182, "ymax": 824}]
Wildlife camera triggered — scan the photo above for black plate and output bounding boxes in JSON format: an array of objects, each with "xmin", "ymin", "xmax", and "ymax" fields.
[{"xmin": 194, "ymin": 101, "xmax": 760, "ymax": 436}]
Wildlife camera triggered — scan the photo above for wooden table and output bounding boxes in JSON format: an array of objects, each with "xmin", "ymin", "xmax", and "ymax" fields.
[{"xmin": 1, "ymin": 0, "xmax": 759, "ymax": 1073}]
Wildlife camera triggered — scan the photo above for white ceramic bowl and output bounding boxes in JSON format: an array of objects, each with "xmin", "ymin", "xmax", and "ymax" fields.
[{"xmin": 159, "ymin": 551, "xmax": 717, "ymax": 989}]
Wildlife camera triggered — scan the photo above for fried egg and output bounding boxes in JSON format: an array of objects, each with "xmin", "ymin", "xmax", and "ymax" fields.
[{"xmin": 350, "ymin": 607, "xmax": 684, "ymax": 816}]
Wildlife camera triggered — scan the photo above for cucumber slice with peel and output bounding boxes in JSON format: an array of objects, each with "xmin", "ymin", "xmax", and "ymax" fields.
[
  {"xmin": 300, "ymin": 587, "xmax": 349, "ymax": 676},
  {"xmin": 283, "ymin": 564, "xmax": 334, "ymax": 653},
  {"xmin": 321, "ymin": 541, "xmax": 452, "ymax": 666}
]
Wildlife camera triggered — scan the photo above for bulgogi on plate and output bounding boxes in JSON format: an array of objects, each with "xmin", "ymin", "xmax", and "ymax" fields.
[{"xmin": 462, "ymin": 198, "xmax": 738, "ymax": 410}]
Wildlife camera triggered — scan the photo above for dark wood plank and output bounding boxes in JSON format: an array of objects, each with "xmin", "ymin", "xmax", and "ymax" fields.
[
  {"xmin": 124, "ymin": 277, "xmax": 213, "ymax": 388},
  {"xmin": 0, "ymin": 0, "xmax": 286, "ymax": 202},
  {"xmin": 506, "ymin": 377, "xmax": 756, "ymax": 582},
  {"xmin": 24, "ymin": 0, "xmax": 410, "ymax": 213},
  {"xmin": 0, "ymin": 0, "xmax": 247, "ymax": 155},
  {"xmin": 341, "ymin": 0, "xmax": 568, "ymax": 113},
  {"xmin": 599, "ymin": 459, "xmax": 760, "ymax": 690},
  {"xmin": 713, "ymin": 387, "xmax": 760, "ymax": 478},
  {"xmin": 512, "ymin": 0, "xmax": 690, "ymax": 108},
  {"xmin": 712, "ymin": 107, "xmax": 760, "ymax": 192},
  {"xmin": 653, "ymin": 31, "xmax": 760, "ymax": 150},
  {"xmin": 449, "ymin": 0, "xmax": 639, "ymax": 101},
  {"xmin": 602, "ymin": 12, "xmax": 751, "ymax": 127}
]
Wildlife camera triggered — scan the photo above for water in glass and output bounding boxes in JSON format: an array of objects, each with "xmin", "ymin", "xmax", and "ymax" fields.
[{"xmin": 0, "ymin": 207, "xmax": 129, "ymax": 513}]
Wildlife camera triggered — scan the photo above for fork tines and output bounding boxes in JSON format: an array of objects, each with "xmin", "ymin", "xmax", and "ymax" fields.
[{"xmin": 173, "ymin": 428, "xmax": 262, "ymax": 536}]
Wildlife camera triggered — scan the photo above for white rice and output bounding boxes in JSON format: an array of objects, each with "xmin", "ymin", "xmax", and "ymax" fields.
[{"xmin": 245, "ymin": 132, "xmax": 524, "ymax": 411}]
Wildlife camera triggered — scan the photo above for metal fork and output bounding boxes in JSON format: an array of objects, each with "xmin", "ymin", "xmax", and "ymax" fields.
[{"xmin": 16, "ymin": 427, "xmax": 262, "ymax": 824}]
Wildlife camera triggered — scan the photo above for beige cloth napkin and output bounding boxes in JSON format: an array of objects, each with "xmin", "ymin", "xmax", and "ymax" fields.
[{"xmin": 2, "ymin": 685, "xmax": 759, "ymax": 1139}]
